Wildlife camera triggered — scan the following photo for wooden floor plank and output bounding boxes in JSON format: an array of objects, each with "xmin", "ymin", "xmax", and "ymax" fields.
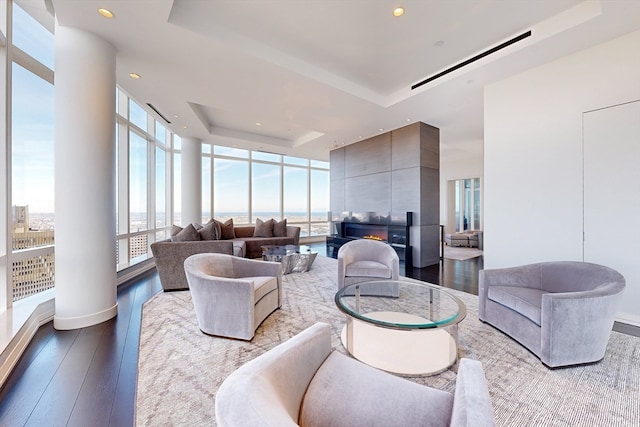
[
  {"xmin": 0, "ymin": 328, "xmax": 81, "ymax": 426},
  {"xmin": 24, "ymin": 324, "xmax": 107, "ymax": 427}
]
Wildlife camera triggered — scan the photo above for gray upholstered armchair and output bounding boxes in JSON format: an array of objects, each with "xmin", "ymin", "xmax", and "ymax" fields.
[
  {"xmin": 183, "ymin": 253, "xmax": 282, "ymax": 340},
  {"xmin": 216, "ymin": 322, "xmax": 495, "ymax": 427},
  {"xmin": 337, "ymin": 239, "xmax": 400, "ymax": 297},
  {"xmin": 479, "ymin": 261, "xmax": 625, "ymax": 368}
]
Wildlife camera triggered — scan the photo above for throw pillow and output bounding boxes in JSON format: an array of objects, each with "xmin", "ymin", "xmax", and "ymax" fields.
[
  {"xmin": 198, "ymin": 220, "xmax": 218, "ymax": 240},
  {"xmin": 273, "ymin": 218, "xmax": 287, "ymax": 237},
  {"xmin": 170, "ymin": 224, "xmax": 183, "ymax": 236},
  {"xmin": 216, "ymin": 218, "xmax": 236, "ymax": 240},
  {"xmin": 171, "ymin": 223, "xmax": 201, "ymax": 242},
  {"xmin": 253, "ymin": 218, "xmax": 274, "ymax": 237}
]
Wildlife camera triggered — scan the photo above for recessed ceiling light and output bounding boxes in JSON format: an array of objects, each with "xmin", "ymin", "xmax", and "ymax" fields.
[
  {"xmin": 173, "ymin": 114, "xmax": 179, "ymax": 118},
  {"xmin": 129, "ymin": 73, "xmax": 141, "ymax": 79},
  {"xmin": 183, "ymin": 125, "xmax": 188, "ymax": 129},
  {"xmin": 393, "ymin": 7, "xmax": 405, "ymax": 17},
  {"xmin": 98, "ymin": 8, "xmax": 114, "ymax": 19},
  {"xmin": 434, "ymin": 40, "xmax": 444, "ymax": 47},
  {"xmin": 406, "ymin": 118, "xmax": 411, "ymax": 122},
  {"xmin": 255, "ymin": 122, "xmax": 262, "ymax": 126},
  {"xmin": 379, "ymin": 128, "xmax": 384, "ymax": 132}
]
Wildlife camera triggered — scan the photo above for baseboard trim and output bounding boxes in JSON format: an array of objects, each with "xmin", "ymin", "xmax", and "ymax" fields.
[{"xmin": 0, "ymin": 296, "xmax": 55, "ymax": 389}]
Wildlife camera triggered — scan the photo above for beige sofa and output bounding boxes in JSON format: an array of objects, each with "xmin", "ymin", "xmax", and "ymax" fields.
[{"xmin": 151, "ymin": 222, "xmax": 300, "ymax": 291}]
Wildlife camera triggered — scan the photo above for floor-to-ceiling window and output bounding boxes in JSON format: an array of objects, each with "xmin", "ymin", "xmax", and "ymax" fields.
[
  {"xmin": 115, "ymin": 90, "xmax": 174, "ymax": 270},
  {"xmin": 203, "ymin": 145, "xmax": 330, "ymax": 238},
  {"xmin": 8, "ymin": 1, "xmax": 55, "ymax": 302},
  {"xmin": 454, "ymin": 177, "xmax": 481, "ymax": 232}
]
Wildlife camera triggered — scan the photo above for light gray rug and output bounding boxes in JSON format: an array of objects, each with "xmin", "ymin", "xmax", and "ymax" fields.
[
  {"xmin": 136, "ymin": 256, "xmax": 640, "ymax": 426},
  {"xmin": 443, "ymin": 245, "xmax": 483, "ymax": 260}
]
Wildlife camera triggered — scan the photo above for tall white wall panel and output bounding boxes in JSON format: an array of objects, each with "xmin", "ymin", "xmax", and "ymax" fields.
[
  {"xmin": 583, "ymin": 101, "xmax": 640, "ymax": 326},
  {"xmin": 484, "ymin": 30, "xmax": 640, "ymax": 325}
]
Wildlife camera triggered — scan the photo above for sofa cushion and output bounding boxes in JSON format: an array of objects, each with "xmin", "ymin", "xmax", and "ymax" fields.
[
  {"xmin": 252, "ymin": 276, "xmax": 278, "ymax": 302},
  {"xmin": 254, "ymin": 218, "xmax": 274, "ymax": 237},
  {"xmin": 232, "ymin": 241, "xmax": 246, "ymax": 257},
  {"xmin": 345, "ymin": 260, "xmax": 392, "ymax": 278},
  {"xmin": 216, "ymin": 219, "xmax": 236, "ymax": 240},
  {"xmin": 488, "ymin": 285, "xmax": 545, "ymax": 326},
  {"xmin": 171, "ymin": 224, "xmax": 201, "ymax": 242},
  {"xmin": 198, "ymin": 220, "xmax": 219, "ymax": 240},
  {"xmin": 300, "ymin": 351, "xmax": 453, "ymax": 427},
  {"xmin": 273, "ymin": 218, "xmax": 287, "ymax": 237}
]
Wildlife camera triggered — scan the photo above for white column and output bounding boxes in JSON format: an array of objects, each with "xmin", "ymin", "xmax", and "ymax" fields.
[
  {"xmin": 181, "ymin": 137, "xmax": 202, "ymax": 226},
  {"xmin": 54, "ymin": 26, "xmax": 117, "ymax": 330}
]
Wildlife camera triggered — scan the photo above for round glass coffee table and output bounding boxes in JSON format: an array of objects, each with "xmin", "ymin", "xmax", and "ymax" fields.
[{"xmin": 335, "ymin": 280, "xmax": 467, "ymax": 375}]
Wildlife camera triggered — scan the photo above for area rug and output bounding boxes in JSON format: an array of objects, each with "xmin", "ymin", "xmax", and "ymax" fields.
[
  {"xmin": 443, "ymin": 245, "xmax": 483, "ymax": 260},
  {"xmin": 136, "ymin": 256, "xmax": 640, "ymax": 426}
]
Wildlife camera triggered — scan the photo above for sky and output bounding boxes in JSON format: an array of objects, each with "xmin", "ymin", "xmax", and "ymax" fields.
[{"xmin": 10, "ymin": 4, "xmax": 329, "ymax": 216}]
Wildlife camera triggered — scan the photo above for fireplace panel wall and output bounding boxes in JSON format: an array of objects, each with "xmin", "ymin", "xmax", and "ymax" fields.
[{"xmin": 327, "ymin": 211, "xmax": 412, "ymax": 269}]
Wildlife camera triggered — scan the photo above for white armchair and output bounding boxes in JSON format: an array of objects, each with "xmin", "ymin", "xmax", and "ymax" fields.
[
  {"xmin": 215, "ymin": 322, "xmax": 496, "ymax": 427},
  {"xmin": 184, "ymin": 253, "xmax": 282, "ymax": 340},
  {"xmin": 337, "ymin": 239, "xmax": 400, "ymax": 297}
]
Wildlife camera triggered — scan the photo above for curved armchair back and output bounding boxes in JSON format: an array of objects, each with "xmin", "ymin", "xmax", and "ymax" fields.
[
  {"xmin": 184, "ymin": 253, "xmax": 282, "ymax": 340},
  {"xmin": 338, "ymin": 238, "xmax": 399, "ymax": 266},
  {"xmin": 538, "ymin": 261, "xmax": 625, "ymax": 293}
]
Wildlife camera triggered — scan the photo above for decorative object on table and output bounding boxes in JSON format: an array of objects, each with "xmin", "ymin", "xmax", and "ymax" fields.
[
  {"xmin": 261, "ymin": 244, "xmax": 318, "ymax": 274},
  {"xmin": 479, "ymin": 261, "xmax": 625, "ymax": 367}
]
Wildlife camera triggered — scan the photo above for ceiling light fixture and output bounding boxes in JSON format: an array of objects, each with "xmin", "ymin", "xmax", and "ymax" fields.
[
  {"xmin": 129, "ymin": 73, "xmax": 141, "ymax": 79},
  {"xmin": 98, "ymin": 8, "xmax": 114, "ymax": 18},
  {"xmin": 393, "ymin": 7, "xmax": 404, "ymax": 17},
  {"xmin": 255, "ymin": 122, "xmax": 262, "ymax": 126}
]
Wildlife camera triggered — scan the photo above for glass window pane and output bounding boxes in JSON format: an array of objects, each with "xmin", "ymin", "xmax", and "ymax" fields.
[
  {"xmin": 252, "ymin": 163, "xmax": 280, "ymax": 220},
  {"xmin": 310, "ymin": 170, "xmax": 329, "ymax": 220},
  {"xmin": 12, "ymin": 3, "xmax": 54, "ymax": 69},
  {"xmin": 202, "ymin": 157, "xmax": 211, "ymax": 223},
  {"xmin": 129, "ymin": 99, "xmax": 147, "ymax": 130},
  {"xmin": 11, "ymin": 63, "xmax": 54, "ymax": 249},
  {"xmin": 311, "ymin": 159, "xmax": 329, "ymax": 169},
  {"xmin": 214, "ymin": 145, "xmax": 247, "ymax": 158},
  {"xmin": 155, "ymin": 121, "xmax": 166, "ymax": 144},
  {"xmin": 283, "ymin": 166, "xmax": 307, "ymax": 223},
  {"xmin": 202, "ymin": 144, "xmax": 211, "ymax": 154},
  {"xmin": 173, "ymin": 134, "xmax": 182, "ymax": 151},
  {"xmin": 214, "ymin": 158, "xmax": 248, "ymax": 224},
  {"xmin": 174, "ymin": 153, "xmax": 181, "ymax": 225},
  {"xmin": 156, "ymin": 147, "xmax": 166, "ymax": 228},
  {"xmin": 283, "ymin": 156, "xmax": 308, "ymax": 166},
  {"xmin": 252, "ymin": 151, "xmax": 281, "ymax": 162},
  {"xmin": 130, "ymin": 131, "xmax": 148, "ymax": 231},
  {"xmin": 310, "ymin": 169, "xmax": 330, "ymax": 236}
]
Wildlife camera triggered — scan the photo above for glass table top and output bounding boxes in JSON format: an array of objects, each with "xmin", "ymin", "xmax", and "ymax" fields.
[{"xmin": 335, "ymin": 280, "xmax": 466, "ymax": 330}]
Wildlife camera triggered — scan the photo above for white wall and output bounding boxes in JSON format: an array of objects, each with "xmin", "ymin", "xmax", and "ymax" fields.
[{"xmin": 484, "ymin": 30, "xmax": 640, "ymax": 324}]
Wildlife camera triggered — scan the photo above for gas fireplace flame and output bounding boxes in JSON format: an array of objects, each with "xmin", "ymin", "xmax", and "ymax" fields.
[{"xmin": 363, "ymin": 235, "xmax": 383, "ymax": 241}]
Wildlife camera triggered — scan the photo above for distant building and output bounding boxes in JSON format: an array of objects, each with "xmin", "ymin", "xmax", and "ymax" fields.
[{"xmin": 11, "ymin": 206, "xmax": 55, "ymax": 301}]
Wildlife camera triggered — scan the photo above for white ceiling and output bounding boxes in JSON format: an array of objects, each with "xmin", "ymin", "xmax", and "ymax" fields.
[{"xmin": 47, "ymin": 0, "xmax": 639, "ymax": 160}]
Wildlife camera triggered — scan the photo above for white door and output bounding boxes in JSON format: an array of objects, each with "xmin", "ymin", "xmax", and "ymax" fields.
[{"xmin": 583, "ymin": 100, "xmax": 640, "ymax": 326}]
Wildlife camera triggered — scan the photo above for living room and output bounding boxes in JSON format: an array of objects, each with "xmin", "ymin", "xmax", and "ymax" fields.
[{"xmin": 0, "ymin": 1, "xmax": 639, "ymax": 425}]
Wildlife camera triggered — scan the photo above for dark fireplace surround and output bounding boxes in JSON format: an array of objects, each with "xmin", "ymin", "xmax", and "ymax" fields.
[{"xmin": 327, "ymin": 211, "xmax": 412, "ymax": 269}]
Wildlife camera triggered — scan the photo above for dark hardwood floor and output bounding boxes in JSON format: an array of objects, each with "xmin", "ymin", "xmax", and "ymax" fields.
[{"xmin": 0, "ymin": 247, "xmax": 633, "ymax": 426}]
